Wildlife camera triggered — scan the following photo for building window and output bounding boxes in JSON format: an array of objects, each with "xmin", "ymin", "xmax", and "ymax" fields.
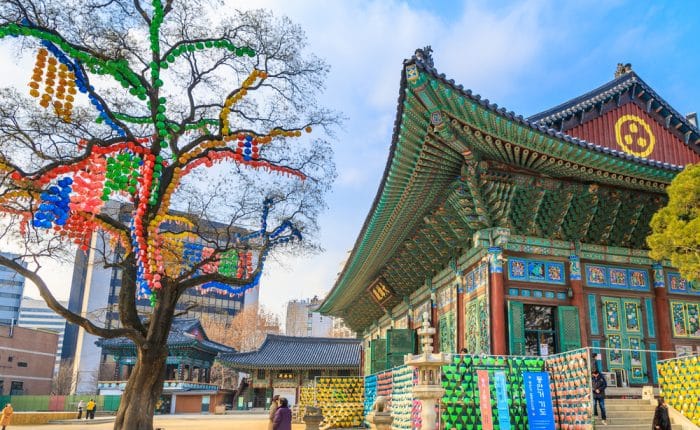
[
  {"xmin": 17, "ymin": 362, "xmax": 27, "ymax": 368},
  {"xmin": 257, "ymin": 369, "xmax": 266, "ymax": 380},
  {"xmin": 7, "ymin": 356, "xmax": 12, "ymax": 362},
  {"xmin": 0, "ymin": 380, "xmax": 3, "ymax": 395},
  {"xmin": 337, "ymin": 369, "xmax": 353, "ymax": 377},
  {"xmin": 307, "ymin": 370, "xmax": 321, "ymax": 380},
  {"xmin": 10, "ymin": 381, "xmax": 23, "ymax": 395}
]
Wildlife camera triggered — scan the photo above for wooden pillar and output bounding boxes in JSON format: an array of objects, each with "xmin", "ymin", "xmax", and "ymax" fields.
[
  {"xmin": 430, "ymin": 290, "xmax": 439, "ymax": 351},
  {"xmin": 114, "ymin": 357, "xmax": 121, "ymax": 380},
  {"xmin": 652, "ymin": 264, "xmax": 674, "ymax": 359},
  {"xmin": 488, "ymin": 247, "xmax": 506, "ymax": 355},
  {"xmin": 569, "ymin": 255, "xmax": 589, "ymax": 348},
  {"xmin": 359, "ymin": 344, "xmax": 365, "ymax": 377},
  {"xmin": 457, "ymin": 282, "xmax": 465, "ymax": 352}
]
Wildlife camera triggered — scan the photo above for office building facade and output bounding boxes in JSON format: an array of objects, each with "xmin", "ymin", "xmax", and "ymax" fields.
[{"xmin": 0, "ymin": 252, "xmax": 27, "ymax": 326}]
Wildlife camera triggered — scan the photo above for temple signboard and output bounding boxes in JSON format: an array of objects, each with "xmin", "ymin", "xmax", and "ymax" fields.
[{"xmin": 367, "ymin": 278, "xmax": 394, "ymax": 307}]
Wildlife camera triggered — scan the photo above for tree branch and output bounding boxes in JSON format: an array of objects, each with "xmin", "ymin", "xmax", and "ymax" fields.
[{"xmin": 0, "ymin": 254, "xmax": 145, "ymax": 343}]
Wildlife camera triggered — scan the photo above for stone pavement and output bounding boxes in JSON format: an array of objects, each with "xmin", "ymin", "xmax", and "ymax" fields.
[{"xmin": 12, "ymin": 413, "xmax": 307, "ymax": 429}]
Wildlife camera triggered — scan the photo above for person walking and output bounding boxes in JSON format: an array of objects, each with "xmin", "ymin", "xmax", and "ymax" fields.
[
  {"xmin": 272, "ymin": 397, "xmax": 292, "ymax": 430},
  {"xmin": 76, "ymin": 400, "xmax": 85, "ymax": 420},
  {"xmin": 1, "ymin": 403, "xmax": 13, "ymax": 430},
  {"xmin": 268, "ymin": 395, "xmax": 280, "ymax": 430},
  {"xmin": 85, "ymin": 399, "xmax": 96, "ymax": 420},
  {"xmin": 653, "ymin": 397, "xmax": 672, "ymax": 430},
  {"xmin": 592, "ymin": 369, "xmax": 608, "ymax": 425}
]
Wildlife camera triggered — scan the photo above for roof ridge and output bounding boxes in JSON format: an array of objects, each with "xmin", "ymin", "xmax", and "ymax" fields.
[
  {"xmin": 410, "ymin": 61, "xmax": 688, "ymax": 169},
  {"xmin": 527, "ymin": 72, "xmax": 638, "ymax": 122},
  {"xmin": 266, "ymin": 333, "xmax": 360, "ymax": 343}
]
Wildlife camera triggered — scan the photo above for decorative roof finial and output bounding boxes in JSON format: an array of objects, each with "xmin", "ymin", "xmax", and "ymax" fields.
[
  {"xmin": 614, "ymin": 62, "xmax": 633, "ymax": 78},
  {"xmin": 414, "ymin": 46, "xmax": 434, "ymax": 68}
]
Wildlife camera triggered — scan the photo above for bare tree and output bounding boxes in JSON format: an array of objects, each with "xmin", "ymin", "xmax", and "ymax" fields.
[
  {"xmin": 52, "ymin": 359, "xmax": 73, "ymax": 395},
  {"xmin": 0, "ymin": 1, "xmax": 336, "ymax": 429},
  {"xmin": 201, "ymin": 305, "xmax": 280, "ymax": 352}
]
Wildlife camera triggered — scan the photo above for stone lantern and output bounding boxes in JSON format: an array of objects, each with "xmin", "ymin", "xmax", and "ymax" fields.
[{"xmin": 404, "ymin": 312, "xmax": 451, "ymax": 430}]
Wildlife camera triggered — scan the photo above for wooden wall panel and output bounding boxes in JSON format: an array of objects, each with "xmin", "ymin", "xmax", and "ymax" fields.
[{"xmin": 566, "ymin": 103, "xmax": 699, "ymax": 166}]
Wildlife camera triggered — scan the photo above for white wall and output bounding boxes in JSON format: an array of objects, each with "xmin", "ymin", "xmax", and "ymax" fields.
[{"xmin": 71, "ymin": 232, "xmax": 112, "ymax": 394}]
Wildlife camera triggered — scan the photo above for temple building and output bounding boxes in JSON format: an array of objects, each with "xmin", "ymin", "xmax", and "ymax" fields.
[
  {"xmin": 97, "ymin": 318, "xmax": 235, "ymax": 414},
  {"xmin": 218, "ymin": 334, "xmax": 361, "ymax": 408},
  {"xmin": 320, "ymin": 51, "xmax": 699, "ymax": 388}
]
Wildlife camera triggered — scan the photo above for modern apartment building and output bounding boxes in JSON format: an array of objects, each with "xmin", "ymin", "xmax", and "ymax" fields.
[{"xmin": 285, "ymin": 296, "xmax": 354, "ymax": 338}]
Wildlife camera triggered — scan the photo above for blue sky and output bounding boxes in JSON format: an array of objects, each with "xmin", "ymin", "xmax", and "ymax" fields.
[
  {"xmin": 247, "ymin": 0, "xmax": 700, "ymax": 318},
  {"xmin": 2, "ymin": 0, "xmax": 698, "ymax": 321}
]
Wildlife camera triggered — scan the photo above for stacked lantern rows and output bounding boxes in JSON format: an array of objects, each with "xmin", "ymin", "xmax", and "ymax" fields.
[
  {"xmin": 376, "ymin": 367, "xmax": 394, "ymax": 425},
  {"xmin": 441, "ymin": 355, "xmax": 546, "ymax": 430},
  {"xmin": 315, "ymin": 377, "xmax": 364, "ymax": 428},
  {"xmin": 391, "ymin": 365, "xmax": 414, "ymax": 429},
  {"xmin": 658, "ymin": 355, "xmax": 700, "ymax": 425},
  {"xmin": 544, "ymin": 350, "xmax": 592, "ymax": 430},
  {"xmin": 295, "ymin": 386, "xmax": 315, "ymax": 423},
  {"xmin": 376, "ymin": 369, "xmax": 393, "ymax": 398},
  {"xmin": 363, "ymin": 366, "xmax": 422, "ymax": 430},
  {"xmin": 412, "ymin": 398, "xmax": 422, "ymax": 430},
  {"xmin": 363, "ymin": 374, "xmax": 377, "ymax": 426},
  {"xmin": 29, "ymin": 48, "xmax": 76, "ymax": 121}
]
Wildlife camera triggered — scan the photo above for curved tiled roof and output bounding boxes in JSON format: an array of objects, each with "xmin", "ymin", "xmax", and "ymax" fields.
[
  {"xmin": 98, "ymin": 318, "xmax": 235, "ymax": 354},
  {"xmin": 414, "ymin": 64, "xmax": 690, "ymax": 171},
  {"xmin": 217, "ymin": 334, "xmax": 361, "ymax": 369}
]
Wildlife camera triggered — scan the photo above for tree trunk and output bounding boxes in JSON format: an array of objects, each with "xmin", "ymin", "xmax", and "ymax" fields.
[{"xmin": 113, "ymin": 344, "xmax": 168, "ymax": 430}]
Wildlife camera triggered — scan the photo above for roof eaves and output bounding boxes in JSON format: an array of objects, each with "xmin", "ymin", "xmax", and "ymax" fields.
[
  {"xmin": 416, "ymin": 65, "xmax": 686, "ymax": 171},
  {"xmin": 320, "ymin": 56, "xmax": 687, "ymax": 326}
]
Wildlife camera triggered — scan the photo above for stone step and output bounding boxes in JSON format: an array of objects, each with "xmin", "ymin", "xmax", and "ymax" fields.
[
  {"xmin": 594, "ymin": 410, "xmax": 655, "ymax": 419},
  {"xmin": 48, "ymin": 417, "xmax": 115, "ymax": 425},
  {"xmin": 604, "ymin": 404, "xmax": 656, "ymax": 412},
  {"xmin": 604, "ymin": 399, "xmax": 654, "ymax": 405},
  {"xmin": 594, "ymin": 425, "xmax": 683, "ymax": 430},
  {"xmin": 594, "ymin": 417, "xmax": 682, "ymax": 428},
  {"xmin": 595, "ymin": 417, "xmax": 656, "ymax": 425}
]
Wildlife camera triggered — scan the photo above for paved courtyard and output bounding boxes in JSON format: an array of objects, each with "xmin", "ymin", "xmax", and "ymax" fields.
[{"xmin": 12, "ymin": 413, "xmax": 307, "ymax": 429}]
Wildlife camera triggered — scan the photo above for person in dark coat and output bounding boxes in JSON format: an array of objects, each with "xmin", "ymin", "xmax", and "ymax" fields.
[
  {"xmin": 653, "ymin": 397, "xmax": 672, "ymax": 430},
  {"xmin": 272, "ymin": 397, "xmax": 292, "ymax": 430},
  {"xmin": 592, "ymin": 369, "xmax": 608, "ymax": 425}
]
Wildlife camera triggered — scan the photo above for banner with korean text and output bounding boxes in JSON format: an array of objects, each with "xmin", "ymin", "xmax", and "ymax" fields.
[{"xmin": 523, "ymin": 371, "xmax": 555, "ymax": 430}]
